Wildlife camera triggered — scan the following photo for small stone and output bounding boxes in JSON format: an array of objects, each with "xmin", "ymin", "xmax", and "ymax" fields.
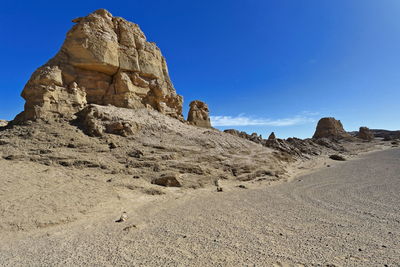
[
  {"xmin": 128, "ymin": 149, "xmax": 143, "ymax": 158},
  {"xmin": 123, "ymin": 224, "xmax": 137, "ymax": 231},
  {"xmin": 116, "ymin": 212, "xmax": 128, "ymax": 223},
  {"xmin": 329, "ymin": 155, "xmax": 346, "ymax": 161},
  {"xmin": 109, "ymin": 143, "xmax": 117, "ymax": 149}
]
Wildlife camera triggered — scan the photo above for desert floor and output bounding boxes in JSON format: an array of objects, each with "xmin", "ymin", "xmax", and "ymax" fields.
[{"xmin": 1, "ymin": 148, "xmax": 399, "ymax": 266}]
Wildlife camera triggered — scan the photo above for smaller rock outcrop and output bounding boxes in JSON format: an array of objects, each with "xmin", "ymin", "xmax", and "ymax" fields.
[
  {"xmin": 358, "ymin": 127, "xmax": 374, "ymax": 141},
  {"xmin": 313, "ymin": 117, "xmax": 350, "ymax": 139},
  {"xmin": 268, "ymin": 132, "xmax": 276, "ymax": 140},
  {"xmin": 187, "ymin": 100, "xmax": 211, "ymax": 128},
  {"xmin": 77, "ymin": 104, "xmax": 141, "ymax": 137}
]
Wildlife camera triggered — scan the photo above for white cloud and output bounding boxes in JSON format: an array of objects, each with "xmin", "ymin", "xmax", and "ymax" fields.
[{"xmin": 210, "ymin": 114, "xmax": 316, "ymax": 127}]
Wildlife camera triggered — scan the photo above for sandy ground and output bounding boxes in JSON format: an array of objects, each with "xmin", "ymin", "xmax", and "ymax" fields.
[{"xmin": 0, "ymin": 148, "xmax": 398, "ymax": 266}]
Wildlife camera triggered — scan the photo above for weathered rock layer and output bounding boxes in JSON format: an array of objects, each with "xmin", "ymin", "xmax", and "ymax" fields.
[{"xmin": 16, "ymin": 9, "xmax": 183, "ymax": 122}]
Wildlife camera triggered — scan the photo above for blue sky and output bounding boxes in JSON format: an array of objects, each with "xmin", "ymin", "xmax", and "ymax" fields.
[{"xmin": 1, "ymin": 0, "xmax": 399, "ymax": 138}]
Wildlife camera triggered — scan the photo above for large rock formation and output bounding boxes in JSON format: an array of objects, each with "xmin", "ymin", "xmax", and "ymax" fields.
[
  {"xmin": 357, "ymin": 127, "xmax": 374, "ymax": 141},
  {"xmin": 187, "ymin": 100, "xmax": 211, "ymax": 128},
  {"xmin": 313, "ymin": 117, "xmax": 350, "ymax": 139},
  {"xmin": 15, "ymin": 9, "xmax": 183, "ymax": 122}
]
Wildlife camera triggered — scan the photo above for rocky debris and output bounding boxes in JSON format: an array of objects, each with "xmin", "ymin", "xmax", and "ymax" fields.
[
  {"xmin": 329, "ymin": 154, "xmax": 346, "ymax": 161},
  {"xmin": 128, "ymin": 149, "xmax": 144, "ymax": 158},
  {"xmin": 77, "ymin": 104, "xmax": 141, "ymax": 136},
  {"xmin": 358, "ymin": 127, "xmax": 374, "ymax": 141},
  {"xmin": 268, "ymin": 132, "xmax": 276, "ymax": 140},
  {"xmin": 313, "ymin": 138, "xmax": 345, "ymax": 151},
  {"xmin": 152, "ymin": 173, "xmax": 181, "ymax": 187},
  {"xmin": 224, "ymin": 129, "xmax": 263, "ymax": 143},
  {"xmin": 15, "ymin": 9, "xmax": 183, "ymax": 122},
  {"xmin": 224, "ymin": 129, "xmax": 345, "ymax": 158},
  {"xmin": 0, "ymin": 120, "xmax": 8, "ymax": 127},
  {"xmin": 313, "ymin": 117, "xmax": 351, "ymax": 139},
  {"xmin": 187, "ymin": 100, "xmax": 211, "ymax": 128}
]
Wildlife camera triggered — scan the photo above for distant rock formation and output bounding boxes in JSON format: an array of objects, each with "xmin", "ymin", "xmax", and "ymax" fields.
[
  {"xmin": 357, "ymin": 127, "xmax": 374, "ymax": 141},
  {"xmin": 368, "ymin": 129, "xmax": 399, "ymax": 141},
  {"xmin": 224, "ymin": 129, "xmax": 345, "ymax": 157},
  {"xmin": 313, "ymin": 117, "xmax": 350, "ymax": 139},
  {"xmin": 0, "ymin": 120, "xmax": 8, "ymax": 127},
  {"xmin": 15, "ymin": 9, "xmax": 183, "ymax": 122},
  {"xmin": 187, "ymin": 100, "xmax": 211, "ymax": 128},
  {"xmin": 268, "ymin": 132, "xmax": 276, "ymax": 140}
]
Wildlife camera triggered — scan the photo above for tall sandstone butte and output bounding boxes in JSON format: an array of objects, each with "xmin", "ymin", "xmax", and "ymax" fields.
[
  {"xmin": 313, "ymin": 117, "xmax": 351, "ymax": 139},
  {"xmin": 15, "ymin": 9, "xmax": 183, "ymax": 122}
]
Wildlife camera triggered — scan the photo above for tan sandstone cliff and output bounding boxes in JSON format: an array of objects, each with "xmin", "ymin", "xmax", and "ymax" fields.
[{"xmin": 15, "ymin": 9, "xmax": 183, "ymax": 122}]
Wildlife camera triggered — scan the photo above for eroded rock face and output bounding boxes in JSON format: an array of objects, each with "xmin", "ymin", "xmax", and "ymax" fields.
[
  {"xmin": 16, "ymin": 9, "xmax": 183, "ymax": 122},
  {"xmin": 187, "ymin": 100, "xmax": 211, "ymax": 128},
  {"xmin": 358, "ymin": 127, "xmax": 374, "ymax": 141},
  {"xmin": 313, "ymin": 117, "xmax": 350, "ymax": 139}
]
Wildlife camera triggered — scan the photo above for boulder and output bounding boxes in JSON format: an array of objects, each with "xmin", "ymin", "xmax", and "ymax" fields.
[
  {"xmin": 15, "ymin": 9, "xmax": 183, "ymax": 122},
  {"xmin": 152, "ymin": 174, "xmax": 181, "ymax": 187},
  {"xmin": 313, "ymin": 117, "xmax": 350, "ymax": 139},
  {"xmin": 358, "ymin": 127, "xmax": 374, "ymax": 141},
  {"xmin": 187, "ymin": 100, "xmax": 211, "ymax": 128}
]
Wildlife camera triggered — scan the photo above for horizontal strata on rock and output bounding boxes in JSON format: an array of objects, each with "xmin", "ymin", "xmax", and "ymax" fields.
[{"xmin": 16, "ymin": 9, "xmax": 183, "ymax": 122}]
